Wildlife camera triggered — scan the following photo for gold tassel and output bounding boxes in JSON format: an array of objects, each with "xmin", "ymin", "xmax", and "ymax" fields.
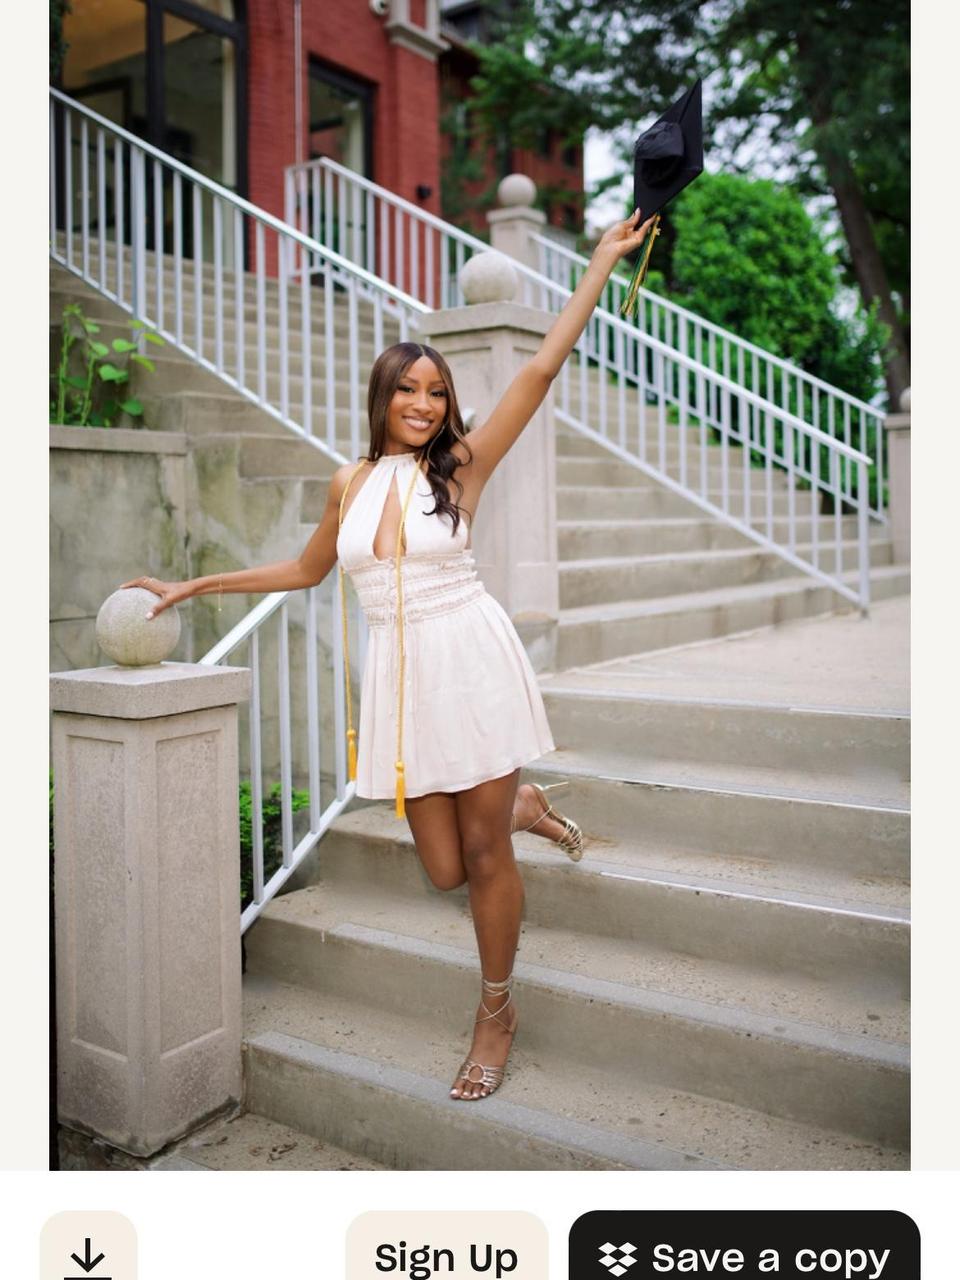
[
  {"xmin": 347, "ymin": 728, "xmax": 358, "ymax": 782},
  {"xmin": 395, "ymin": 761, "xmax": 405, "ymax": 819},
  {"xmin": 619, "ymin": 214, "xmax": 661, "ymax": 320}
]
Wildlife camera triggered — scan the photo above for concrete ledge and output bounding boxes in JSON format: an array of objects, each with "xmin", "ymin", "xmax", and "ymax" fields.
[
  {"xmin": 50, "ymin": 424, "xmax": 188, "ymax": 454},
  {"xmin": 50, "ymin": 661, "xmax": 251, "ymax": 719},
  {"xmin": 416, "ymin": 300, "xmax": 553, "ymax": 339}
]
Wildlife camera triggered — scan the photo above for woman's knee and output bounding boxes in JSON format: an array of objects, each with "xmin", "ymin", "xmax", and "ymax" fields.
[
  {"xmin": 460, "ymin": 832, "xmax": 513, "ymax": 882},
  {"xmin": 426, "ymin": 864, "xmax": 468, "ymax": 892}
]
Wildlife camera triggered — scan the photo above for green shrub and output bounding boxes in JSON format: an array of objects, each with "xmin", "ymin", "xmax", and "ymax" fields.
[
  {"xmin": 239, "ymin": 780, "xmax": 311, "ymax": 908},
  {"xmin": 50, "ymin": 303, "xmax": 165, "ymax": 427}
]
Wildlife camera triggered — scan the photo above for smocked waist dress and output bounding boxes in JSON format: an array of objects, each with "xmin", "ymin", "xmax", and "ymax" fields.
[{"xmin": 335, "ymin": 451, "xmax": 555, "ymax": 802}]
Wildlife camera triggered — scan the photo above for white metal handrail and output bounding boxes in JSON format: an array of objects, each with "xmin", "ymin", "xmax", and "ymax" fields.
[
  {"xmin": 198, "ymin": 584, "xmax": 367, "ymax": 935},
  {"xmin": 49, "ymin": 87, "xmax": 391, "ymax": 931},
  {"xmin": 287, "ymin": 155, "xmax": 884, "ymax": 524},
  {"xmin": 50, "ymin": 87, "xmax": 428, "ymax": 464},
  {"xmin": 286, "ymin": 154, "xmax": 874, "ymax": 609},
  {"xmin": 533, "ymin": 231, "xmax": 887, "ymax": 522}
]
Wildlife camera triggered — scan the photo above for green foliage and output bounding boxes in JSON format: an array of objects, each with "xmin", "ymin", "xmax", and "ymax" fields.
[
  {"xmin": 481, "ymin": 0, "xmax": 908, "ymax": 395},
  {"xmin": 645, "ymin": 173, "xmax": 888, "ymax": 403},
  {"xmin": 238, "ymin": 780, "xmax": 311, "ymax": 909},
  {"xmin": 50, "ymin": 304, "xmax": 165, "ymax": 427},
  {"xmin": 50, "ymin": 0, "xmax": 72, "ymax": 81},
  {"xmin": 443, "ymin": 2, "xmax": 595, "ymax": 229},
  {"xmin": 438, "ymin": 97, "xmax": 496, "ymax": 227}
]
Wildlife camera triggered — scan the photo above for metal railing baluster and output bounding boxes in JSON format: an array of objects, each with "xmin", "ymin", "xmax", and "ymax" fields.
[
  {"xmin": 305, "ymin": 585, "xmax": 322, "ymax": 833},
  {"xmin": 96, "ymin": 127, "xmax": 106, "ymax": 290},
  {"xmin": 234, "ymin": 207, "xmax": 244, "ymax": 388},
  {"xmin": 278, "ymin": 603, "xmax": 293, "ymax": 867},
  {"xmin": 301, "ymin": 231, "xmax": 311, "ymax": 436},
  {"xmin": 173, "ymin": 173, "xmax": 183, "ymax": 345},
  {"xmin": 80, "ymin": 117, "xmax": 89, "ymax": 280},
  {"xmin": 64, "ymin": 105, "xmax": 73, "ymax": 268},
  {"xmin": 278, "ymin": 232, "xmax": 289, "ymax": 420},
  {"xmin": 249, "ymin": 629, "xmax": 265, "ymax": 908},
  {"xmin": 192, "ymin": 184, "xmax": 203, "ymax": 361},
  {"xmin": 213, "ymin": 197, "xmax": 224, "ymax": 371},
  {"xmin": 325, "ymin": 253, "xmax": 336, "ymax": 455},
  {"xmin": 256, "ymin": 221, "xmax": 266, "ymax": 402}
]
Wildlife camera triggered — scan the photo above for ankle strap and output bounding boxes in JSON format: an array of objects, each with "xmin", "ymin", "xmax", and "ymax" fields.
[{"xmin": 481, "ymin": 974, "xmax": 514, "ymax": 994}]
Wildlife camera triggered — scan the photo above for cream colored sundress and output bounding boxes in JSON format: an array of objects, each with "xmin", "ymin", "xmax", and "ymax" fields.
[{"xmin": 336, "ymin": 451, "xmax": 555, "ymax": 807}]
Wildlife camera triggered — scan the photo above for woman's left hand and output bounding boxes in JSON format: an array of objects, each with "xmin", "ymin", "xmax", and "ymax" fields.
[{"xmin": 594, "ymin": 209, "xmax": 657, "ymax": 265}]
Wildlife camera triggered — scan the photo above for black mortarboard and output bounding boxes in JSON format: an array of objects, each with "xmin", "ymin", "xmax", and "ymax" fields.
[{"xmin": 620, "ymin": 78, "xmax": 704, "ymax": 318}]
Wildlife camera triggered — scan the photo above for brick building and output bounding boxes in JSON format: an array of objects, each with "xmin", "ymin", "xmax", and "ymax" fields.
[{"xmin": 56, "ymin": 0, "xmax": 584, "ymax": 240}]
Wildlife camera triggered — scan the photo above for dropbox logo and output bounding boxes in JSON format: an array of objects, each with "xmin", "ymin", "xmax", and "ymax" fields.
[{"xmin": 598, "ymin": 1242, "xmax": 637, "ymax": 1277}]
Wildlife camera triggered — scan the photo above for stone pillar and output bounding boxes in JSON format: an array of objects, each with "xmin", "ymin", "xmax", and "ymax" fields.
[
  {"xmin": 885, "ymin": 387, "xmax": 911, "ymax": 564},
  {"xmin": 487, "ymin": 174, "xmax": 547, "ymax": 283},
  {"xmin": 51, "ymin": 656, "xmax": 251, "ymax": 1157},
  {"xmin": 417, "ymin": 252, "xmax": 559, "ymax": 671}
]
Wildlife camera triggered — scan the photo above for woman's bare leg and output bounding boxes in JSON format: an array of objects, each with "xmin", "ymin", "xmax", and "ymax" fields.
[
  {"xmin": 404, "ymin": 790, "xmax": 467, "ymax": 891},
  {"xmin": 449, "ymin": 768, "xmax": 524, "ymax": 1099}
]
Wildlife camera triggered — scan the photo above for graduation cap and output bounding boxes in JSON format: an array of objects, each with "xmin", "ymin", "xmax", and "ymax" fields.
[{"xmin": 620, "ymin": 78, "xmax": 704, "ymax": 318}]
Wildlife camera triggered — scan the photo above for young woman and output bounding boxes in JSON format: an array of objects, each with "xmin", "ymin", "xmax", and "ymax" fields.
[{"xmin": 124, "ymin": 208, "xmax": 655, "ymax": 1102}]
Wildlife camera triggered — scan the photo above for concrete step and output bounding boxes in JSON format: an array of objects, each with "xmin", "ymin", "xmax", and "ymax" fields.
[
  {"xmin": 561, "ymin": 483, "xmax": 851, "ymax": 520},
  {"xmin": 134, "ymin": 350, "xmax": 371, "ymax": 402},
  {"xmin": 235, "ymin": 433, "xmax": 339, "ymax": 479},
  {"xmin": 289, "ymin": 807, "xmax": 907, "ymax": 1019},
  {"xmin": 137, "ymin": 389, "xmax": 288, "ymax": 437},
  {"xmin": 520, "ymin": 755, "xmax": 909, "ymax": 891},
  {"xmin": 559, "ymin": 541, "xmax": 894, "ymax": 607},
  {"xmin": 244, "ymin": 901, "xmax": 907, "ymax": 1150},
  {"xmin": 243, "ymin": 1010, "xmax": 714, "ymax": 1171},
  {"xmin": 538, "ymin": 689, "xmax": 908, "ymax": 806},
  {"xmin": 51, "ymin": 303, "xmax": 386, "ymax": 364},
  {"xmin": 153, "ymin": 1108, "xmax": 387, "ymax": 1171},
  {"xmin": 241, "ymin": 971, "xmax": 906, "ymax": 1170},
  {"xmin": 555, "ymin": 565, "xmax": 911, "ymax": 667},
  {"xmin": 557, "ymin": 516, "xmax": 889, "ymax": 560},
  {"xmin": 558, "ymin": 459, "xmax": 793, "ymax": 496}
]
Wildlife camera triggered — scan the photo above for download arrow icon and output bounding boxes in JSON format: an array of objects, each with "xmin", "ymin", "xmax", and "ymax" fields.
[{"xmin": 69, "ymin": 1239, "xmax": 106, "ymax": 1273}]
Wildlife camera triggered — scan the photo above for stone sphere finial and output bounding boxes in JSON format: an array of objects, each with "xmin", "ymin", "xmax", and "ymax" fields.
[
  {"xmin": 497, "ymin": 173, "xmax": 537, "ymax": 209},
  {"xmin": 899, "ymin": 386, "xmax": 911, "ymax": 413},
  {"xmin": 460, "ymin": 251, "xmax": 518, "ymax": 304},
  {"xmin": 96, "ymin": 587, "xmax": 182, "ymax": 667}
]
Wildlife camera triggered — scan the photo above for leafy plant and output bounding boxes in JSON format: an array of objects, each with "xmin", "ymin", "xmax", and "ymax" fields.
[
  {"xmin": 239, "ymin": 780, "xmax": 311, "ymax": 908},
  {"xmin": 51, "ymin": 303, "xmax": 165, "ymax": 427}
]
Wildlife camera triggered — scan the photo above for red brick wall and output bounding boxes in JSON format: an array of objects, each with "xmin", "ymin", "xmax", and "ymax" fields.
[{"xmin": 246, "ymin": 0, "xmax": 442, "ymax": 281}]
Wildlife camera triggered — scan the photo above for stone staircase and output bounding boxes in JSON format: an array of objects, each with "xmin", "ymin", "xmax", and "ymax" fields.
[{"xmin": 50, "ymin": 251, "xmax": 909, "ymax": 1171}]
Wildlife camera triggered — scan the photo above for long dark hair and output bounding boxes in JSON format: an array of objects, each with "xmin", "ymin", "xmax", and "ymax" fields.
[{"xmin": 366, "ymin": 342, "xmax": 474, "ymax": 536}]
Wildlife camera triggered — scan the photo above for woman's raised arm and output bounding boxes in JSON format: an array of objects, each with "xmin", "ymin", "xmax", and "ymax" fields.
[
  {"xmin": 464, "ymin": 210, "xmax": 656, "ymax": 478},
  {"xmin": 120, "ymin": 462, "xmax": 357, "ymax": 619}
]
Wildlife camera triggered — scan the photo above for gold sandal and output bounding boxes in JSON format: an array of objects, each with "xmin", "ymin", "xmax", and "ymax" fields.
[
  {"xmin": 511, "ymin": 780, "xmax": 584, "ymax": 862},
  {"xmin": 450, "ymin": 975, "xmax": 518, "ymax": 1101}
]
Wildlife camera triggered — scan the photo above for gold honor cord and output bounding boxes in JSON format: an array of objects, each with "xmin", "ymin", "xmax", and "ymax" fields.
[
  {"xmin": 338, "ymin": 461, "xmax": 368, "ymax": 783},
  {"xmin": 619, "ymin": 213, "xmax": 661, "ymax": 321},
  {"xmin": 338, "ymin": 455, "xmax": 423, "ymax": 818}
]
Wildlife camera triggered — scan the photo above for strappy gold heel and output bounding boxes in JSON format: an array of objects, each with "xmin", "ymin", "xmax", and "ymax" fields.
[
  {"xmin": 450, "ymin": 974, "xmax": 518, "ymax": 1101},
  {"xmin": 511, "ymin": 780, "xmax": 584, "ymax": 862}
]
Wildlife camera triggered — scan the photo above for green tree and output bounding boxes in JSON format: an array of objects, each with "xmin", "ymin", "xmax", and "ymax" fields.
[
  {"xmin": 50, "ymin": 0, "xmax": 72, "ymax": 81},
  {"xmin": 658, "ymin": 172, "xmax": 887, "ymax": 403},
  {"xmin": 464, "ymin": 0, "xmax": 908, "ymax": 406}
]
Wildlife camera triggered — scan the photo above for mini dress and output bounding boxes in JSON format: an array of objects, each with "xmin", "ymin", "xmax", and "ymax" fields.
[{"xmin": 335, "ymin": 451, "xmax": 556, "ymax": 804}]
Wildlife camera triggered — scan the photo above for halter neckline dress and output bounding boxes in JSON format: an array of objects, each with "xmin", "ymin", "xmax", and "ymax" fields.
[{"xmin": 336, "ymin": 450, "xmax": 556, "ymax": 801}]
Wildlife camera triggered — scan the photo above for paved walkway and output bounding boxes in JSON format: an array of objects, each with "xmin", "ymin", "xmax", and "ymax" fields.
[{"xmin": 542, "ymin": 596, "xmax": 909, "ymax": 714}]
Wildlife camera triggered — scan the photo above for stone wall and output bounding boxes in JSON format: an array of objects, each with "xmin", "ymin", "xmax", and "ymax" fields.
[{"xmin": 50, "ymin": 427, "xmax": 192, "ymax": 671}]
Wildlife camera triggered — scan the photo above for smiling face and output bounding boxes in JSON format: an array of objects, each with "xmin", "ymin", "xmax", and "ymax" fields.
[{"xmin": 384, "ymin": 355, "xmax": 449, "ymax": 454}]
